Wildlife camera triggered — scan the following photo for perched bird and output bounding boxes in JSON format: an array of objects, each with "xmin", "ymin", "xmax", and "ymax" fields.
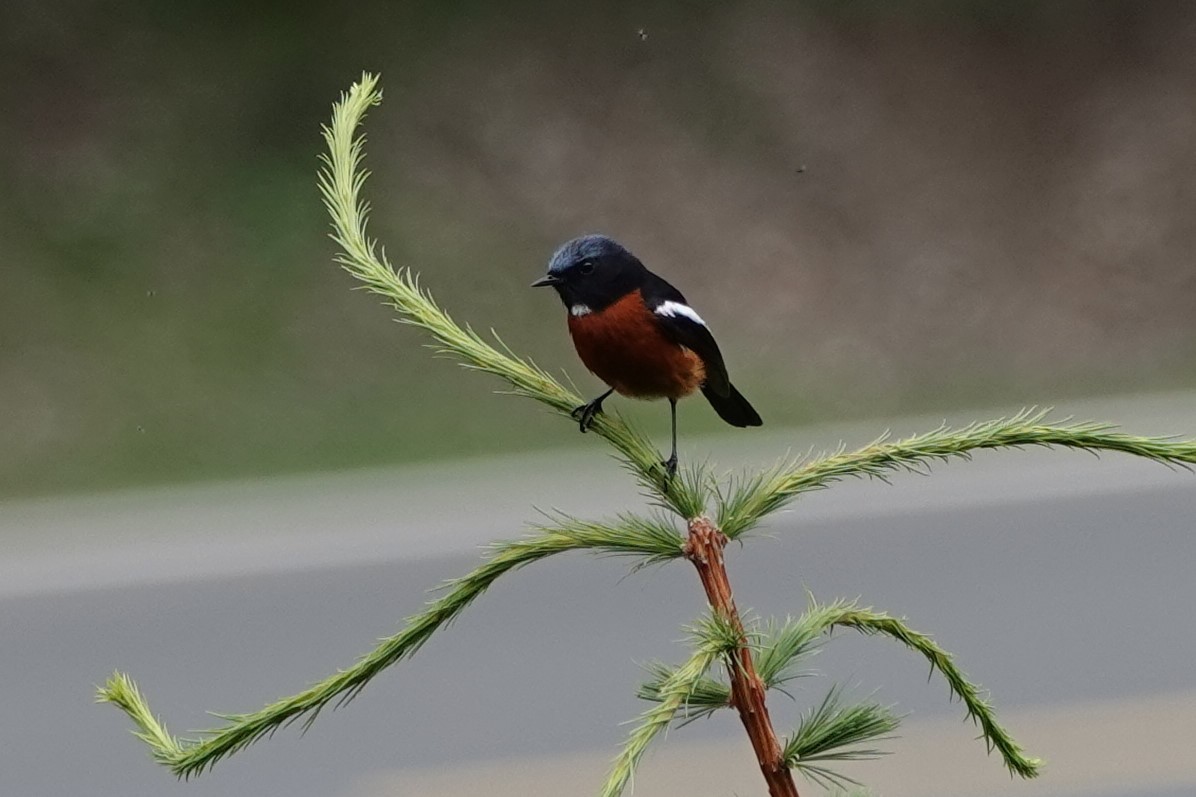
[{"xmin": 532, "ymin": 234, "xmax": 762, "ymax": 476}]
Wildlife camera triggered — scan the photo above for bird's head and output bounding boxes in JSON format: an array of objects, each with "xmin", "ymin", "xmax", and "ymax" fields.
[{"xmin": 531, "ymin": 234, "xmax": 647, "ymax": 313}]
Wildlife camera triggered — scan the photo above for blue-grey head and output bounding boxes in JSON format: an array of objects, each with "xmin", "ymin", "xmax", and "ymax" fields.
[{"xmin": 531, "ymin": 234, "xmax": 647, "ymax": 312}]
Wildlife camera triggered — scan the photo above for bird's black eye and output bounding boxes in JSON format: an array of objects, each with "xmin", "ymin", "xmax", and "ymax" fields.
[{"xmin": 578, "ymin": 260, "xmax": 595, "ymax": 275}]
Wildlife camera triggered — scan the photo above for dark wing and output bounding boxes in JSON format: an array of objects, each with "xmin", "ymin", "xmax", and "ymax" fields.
[{"xmin": 642, "ymin": 272, "xmax": 731, "ymax": 396}]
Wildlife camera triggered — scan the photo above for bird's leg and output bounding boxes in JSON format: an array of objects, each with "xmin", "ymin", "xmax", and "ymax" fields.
[
  {"xmin": 663, "ymin": 398, "xmax": 678, "ymax": 478},
  {"xmin": 570, "ymin": 387, "xmax": 614, "ymax": 433}
]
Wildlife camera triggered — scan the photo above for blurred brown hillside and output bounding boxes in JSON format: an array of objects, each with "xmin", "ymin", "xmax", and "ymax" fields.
[{"xmin": 1, "ymin": 0, "xmax": 1194, "ymax": 497}]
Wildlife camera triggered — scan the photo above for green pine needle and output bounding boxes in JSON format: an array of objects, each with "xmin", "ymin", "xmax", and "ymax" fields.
[
  {"xmin": 532, "ymin": 511, "xmax": 685, "ymax": 569},
  {"xmin": 97, "ymin": 518, "xmax": 682, "ymax": 778},
  {"xmin": 635, "ymin": 612, "xmax": 823, "ymax": 722},
  {"xmin": 719, "ymin": 409, "xmax": 1196, "ymax": 537},
  {"xmin": 601, "ymin": 615, "xmax": 734, "ymax": 797},
  {"xmin": 782, "ymin": 685, "xmax": 900, "ymax": 789},
  {"xmin": 807, "ymin": 599, "xmax": 1043, "ymax": 779},
  {"xmin": 96, "ymin": 673, "xmax": 186, "ymax": 765},
  {"xmin": 635, "ymin": 663, "xmax": 730, "ymax": 725},
  {"xmin": 755, "ymin": 613, "xmax": 824, "ymax": 691}
]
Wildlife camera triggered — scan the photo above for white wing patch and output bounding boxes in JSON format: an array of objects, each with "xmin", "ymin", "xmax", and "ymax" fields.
[
  {"xmin": 655, "ymin": 300, "xmax": 706, "ymax": 327},
  {"xmin": 570, "ymin": 304, "xmax": 592, "ymax": 317}
]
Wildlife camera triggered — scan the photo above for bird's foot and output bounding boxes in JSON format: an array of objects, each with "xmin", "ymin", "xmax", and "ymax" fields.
[
  {"xmin": 570, "ymin": 397, "xmax": 605, "ymax": 433},
  {"xmin": 662, "ymin": 454, "xmax": 678, "ymax": 479}
]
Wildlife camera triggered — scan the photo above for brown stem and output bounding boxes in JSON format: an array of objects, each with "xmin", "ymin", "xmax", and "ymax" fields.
[{"xmin": 684, "ymin": 517, "xmax": 800, "ymax": 797}]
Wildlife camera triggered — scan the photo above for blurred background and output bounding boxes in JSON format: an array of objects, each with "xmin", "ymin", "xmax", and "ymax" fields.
[
  {"xmin": 4, "ymin": 0, "xmax": 1196, "ymax": 497},
  {"xmin": 2, "ymin": 2, "xmax": 1194, "ymax": 796}
]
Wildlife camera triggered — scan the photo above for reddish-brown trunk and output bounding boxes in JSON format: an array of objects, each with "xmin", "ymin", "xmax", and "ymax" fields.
[{"xmin": 684, "ymin": 516, "xmax": 800, "ymax": 797}]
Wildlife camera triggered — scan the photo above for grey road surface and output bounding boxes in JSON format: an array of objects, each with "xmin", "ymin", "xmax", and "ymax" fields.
[{"xmin": 2, "ymin": 395, "xmax": 1194, "ymax": 797}]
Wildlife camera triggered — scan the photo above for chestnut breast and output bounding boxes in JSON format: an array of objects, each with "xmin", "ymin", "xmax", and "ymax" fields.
[{"xmin": 567, "ymin": 289, "xmax": 706, "ymax": 400}]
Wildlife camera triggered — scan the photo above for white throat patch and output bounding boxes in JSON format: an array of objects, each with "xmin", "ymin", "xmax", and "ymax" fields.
[
  {"xmin": 655, "ymin": 300, "xmax": 706, "ymax": 327},
  {"xmin": 570, "ymin": 304, "xmax": 592, "ymax": 317}
]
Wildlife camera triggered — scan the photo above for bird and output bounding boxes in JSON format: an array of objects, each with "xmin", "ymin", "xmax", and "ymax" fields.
[{"xmin": 532, "ymin": 234, "xmax": 762, "ymax": 477}]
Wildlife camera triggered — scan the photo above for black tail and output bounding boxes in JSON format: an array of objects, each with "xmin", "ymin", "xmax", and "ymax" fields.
[{"xmin": 701, "ymin": 383, "xmax": 763, "ymax": 428}]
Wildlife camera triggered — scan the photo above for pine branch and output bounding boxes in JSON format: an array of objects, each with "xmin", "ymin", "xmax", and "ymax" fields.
[
  {"xmin": 601, "ymin": 614, "xmax": 738, "ymax": 797},
  {"xmin": 316, "ymin": 73, "xmax": 705, "ymax": 519},
  {"xmin": 536, "ymin": 512, "xmax": 686, "ymax": 570},
  {"xmin": 98, "ymin": 518, "xmax": 682, "ymax": 778},
  {"xmin": 635, "ymin": 664, "xmax": 729, "ymax": 725},
  {"xmin": 807, "ymin": 599, "xmax": 1043, "ymax": 779},
  {"xmin": 639, "ymin": 600, "xmax": 1040, "ymax": 782},
  {"xmin": 96, "ymin": 673, "xmax": 183, "ymax": 766},
  {"xmin": 719, "ymin": 408, "xmax": 1196, "ymax": 537},
  {"xmin": 755, "ymin": 614, "xmax": 823, "ymax": 691},
  {"xmin": 637, "ymin": 613, "xmax": 822, "ymax": 719},
  {"xmin": 782, "ymin": 685, "xmax": 900, "ymax": 789},
  {"xmin": 684, "ymin": 516, "xmax": 801, "ymax": 796}
]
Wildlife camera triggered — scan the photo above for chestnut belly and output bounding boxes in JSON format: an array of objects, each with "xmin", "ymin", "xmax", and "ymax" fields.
[{"xmin": 568, "ymin": 293, "xmax": 706, "ymax": 400}]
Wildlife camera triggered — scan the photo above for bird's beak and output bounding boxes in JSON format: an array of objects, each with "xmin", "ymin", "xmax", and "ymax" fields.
[{"xmin": 530, "ymin": 274, "xmax": 560, "ymax": 288}]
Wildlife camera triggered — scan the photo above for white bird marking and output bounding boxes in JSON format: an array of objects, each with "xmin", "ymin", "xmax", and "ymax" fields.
[
  {"xmin": 570, "ymin": 304, "xmax": 592, "ymax": 317},
  {"xmin": 655, "ymin": 300, "xmax": 706, "ymax": 327}
]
